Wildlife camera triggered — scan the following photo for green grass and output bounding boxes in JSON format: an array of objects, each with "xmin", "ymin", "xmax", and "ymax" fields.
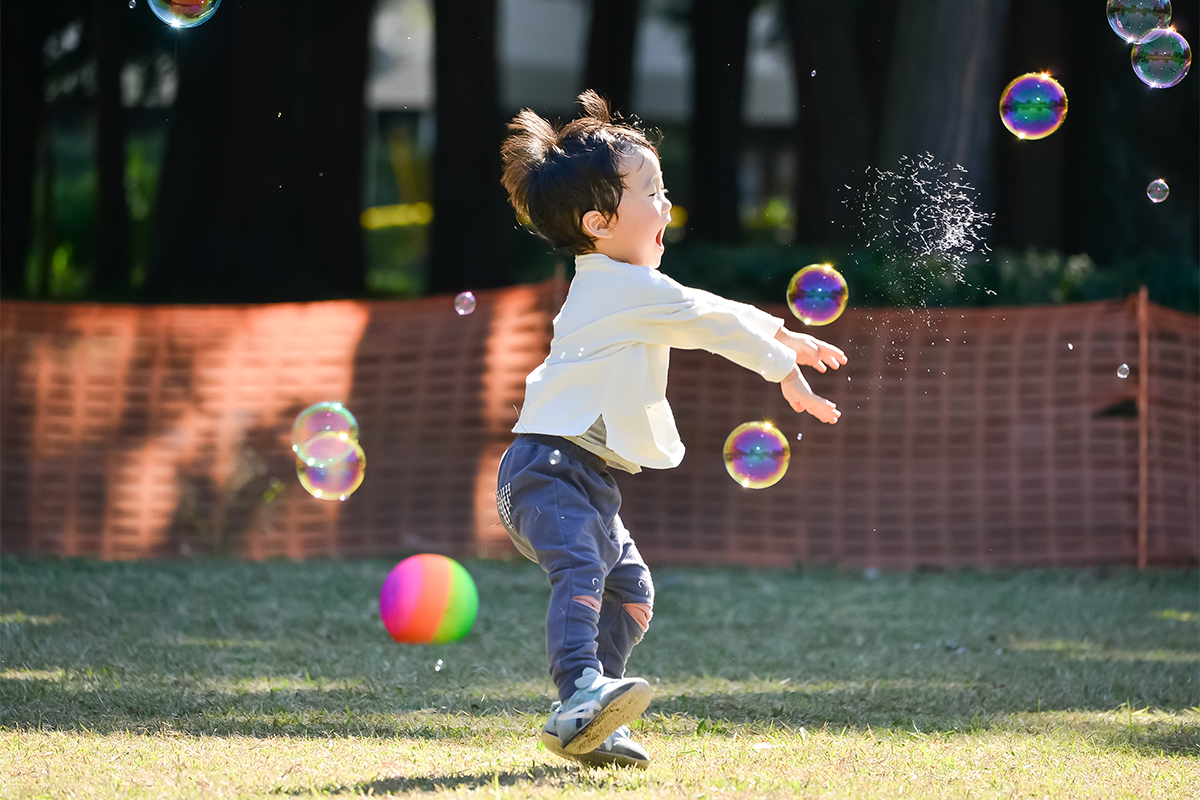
[{"xmin": 1, "ymin": 558, "xmax": 1196, "ymax": 798}]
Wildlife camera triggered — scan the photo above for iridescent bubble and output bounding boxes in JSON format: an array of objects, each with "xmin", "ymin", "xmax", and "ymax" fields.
[
  {"xmin": 148, "ymin": 0, "xmax": 222, "ymax": 28},
  {"xmin": 1117, "ymin": 363, "xmax": 1131, "ymax": 379},
  {"xmin": 453, "ymin": 291, "xmax": 476, "ymax": 315},
  {"xmin": 295, "ymin": 432, "xmax": 366, "ymax": 501},
  {"xmin": 1106, "ymin": 0, "xmax": 1171, "ymax": 42},
  {"xmin": 722, "ymin": 421, "xmax": 790, "ymax": 489},
  {"xmin": 291, "ymin": 401, "xmax": 359, "ymax": 452},
  {"xmin": 548, "ymin": 449, "xmax": 562, "ymax": 466},
  {"xmin": 1147, "ymin": 179, "xmax": 1170, "ymax": 203},
  {"xmin": 1132, "ymin": 28, "xmax": 1191, "ymax": 88},
  {"xmin": 999, "ymin": 73, "xmax": 1068, "ymax": 140},
  {"xmin": 786, "ymin": 264, "xmax": 848, "ymax": 326},
  {"xmin": 128, "ymin": 0, "xmax": 137, "ymax": 8},
  {"xmin": 757, "ymin": 352, "xmax": 776, "ymax": 376}
]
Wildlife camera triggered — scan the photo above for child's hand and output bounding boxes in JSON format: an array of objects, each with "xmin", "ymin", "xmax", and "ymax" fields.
[
  {"xmin": 781, "ymin": 369, "xmax": 841, "ymax": 424},
  {"xmin": 775, "ymin": 328, "xmax": 847, "ymax": 373}
]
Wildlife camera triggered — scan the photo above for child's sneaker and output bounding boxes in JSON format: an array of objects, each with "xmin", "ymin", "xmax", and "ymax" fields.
[
  {"xmin": 542, "ymin": 703, "xmax": 650, "ymax": 768},
  {"xmin": 552, "ymin": 667, "xmax": 653, "ymax": 755}
]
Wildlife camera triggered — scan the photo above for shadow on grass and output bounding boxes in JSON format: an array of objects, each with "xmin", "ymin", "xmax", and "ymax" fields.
[
  {"xmin": 303, "ymin": 765, "xmax": 576, "ymax": 796},
  {"xmin": 4, "ymin": 679, "xmax": 1197, "ymax": 757}
]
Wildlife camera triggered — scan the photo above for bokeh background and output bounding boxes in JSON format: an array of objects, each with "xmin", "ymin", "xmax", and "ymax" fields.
[{"xmin": 0, "ymin": 0, "xmax": 1197, "ymax": 568}]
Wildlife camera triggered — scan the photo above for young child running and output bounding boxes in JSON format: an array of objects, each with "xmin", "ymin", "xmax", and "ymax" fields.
[{"xmin": 495, "ymin": 91, "xmax": 847, "ymax": 769}]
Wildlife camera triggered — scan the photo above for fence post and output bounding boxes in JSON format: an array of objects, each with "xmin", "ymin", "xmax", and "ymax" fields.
[{"xmin": 1137, "ymin": 286, "xmax": 1149, "ymax": 570}]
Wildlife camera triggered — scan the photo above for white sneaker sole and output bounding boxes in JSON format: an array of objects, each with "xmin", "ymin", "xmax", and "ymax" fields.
[
  {"xmin": 561, "ymin": 681, "xmax": 653, "ymax": 755},
  {"xmin": 541, "ymin": 730, "xmax": 650, "ymax": 769}
]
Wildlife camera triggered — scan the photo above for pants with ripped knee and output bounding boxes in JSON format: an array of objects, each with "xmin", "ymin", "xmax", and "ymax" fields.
[{"xmin": 496, "ymin": 433, "xmax": 654, "ymax": 702}]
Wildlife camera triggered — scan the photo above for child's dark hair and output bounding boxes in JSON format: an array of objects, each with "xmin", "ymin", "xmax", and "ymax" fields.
[{"xmin": 501, "ymin": 90, "xmax": 659, "ymax": 255}]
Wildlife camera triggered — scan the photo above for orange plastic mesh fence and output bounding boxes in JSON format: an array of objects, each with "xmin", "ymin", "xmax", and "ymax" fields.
[{"xmin": 1, "ymin": 285, "xmax": 1195, "ymax": 568}]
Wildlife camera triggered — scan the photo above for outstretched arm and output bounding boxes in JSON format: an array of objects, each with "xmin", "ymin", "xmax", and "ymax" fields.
[{"xmin": 775, "ymin": 327, "xmax": 847, "ymax": 373}]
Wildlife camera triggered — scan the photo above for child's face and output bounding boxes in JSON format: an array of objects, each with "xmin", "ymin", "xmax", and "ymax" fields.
[{"xmin": 595, "ymin": 148, "xmax": 672, "ymax": 268}]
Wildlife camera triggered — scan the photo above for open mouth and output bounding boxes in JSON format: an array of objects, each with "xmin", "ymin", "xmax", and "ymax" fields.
[{"xmin": 655, "ymin": 227, "xmax": 665, "ymax": 249}]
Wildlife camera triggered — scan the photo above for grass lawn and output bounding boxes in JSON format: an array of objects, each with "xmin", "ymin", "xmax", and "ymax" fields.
[{"xmin": 1, "ymin": 557, "xmax": 1196, "ymax": 798}]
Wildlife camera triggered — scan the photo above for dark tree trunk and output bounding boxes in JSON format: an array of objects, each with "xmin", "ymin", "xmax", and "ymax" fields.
[
  {"xmin": 584, "ymin": 0, "xmax": 640, "ymax": 117},
  {"xmin": 688, "ymin": 0, "xmax": 753, "ymax": 245},
  {"xmin": 787, "ymin": 0, "xmax": 894, "ymax": 244},
  {"xmin": 0, "ymin": 3, "xmax": 51, "ymax": 296},
  {"xmin": 147, "ymin": 1, "xmax": 370, "ymax": 302},
  {"xmin": 91, "ymin": 0, "xmax": 131, "ymax": 296},
  {"xmin": 876, "ymin": 0, "xmax": 1011, "ymax": 205},
  {"xmin": 428, "ymin": 0, "xmax": 501, "ymax": 296}
]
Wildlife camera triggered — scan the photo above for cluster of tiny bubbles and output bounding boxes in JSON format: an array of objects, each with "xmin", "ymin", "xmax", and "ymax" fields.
[
  {"xmin": 148, "ymin": 0, "xmax": 222, "ymax": 28},
  {"xmin": 295, "ymin": 432, "xmax": 366, "ymax": 501},
  {"xmin": 757, "ymin": 352, "xmax": 776, "ymax": 376},
  {"xmin": 1132, "ymin": 28, "xmax": 1191, "ymax": 88},
  {"xmin": 1147, "ymin": 178, "xmax": 1170, "ymax": 203},
  {"xmin": 1117, "ymin": 363, "xmax": 1131, "ymax": 379},
  {"xmin": 291, "ymin": 401, "xmax": 359, "ymax": 452},
  {"xmin": 722, "ymin": 421, "xmax": 790, "ymax": 489},
  {"xmin": 787, "ymin": 264, "xmax": 848, "ymax": 326},
  {"xmin": 453, "ymin": 291, "xmax": 477, "ymax": 315},
  {"xmin": 1106, "ymin": 0, "xmax": 1171, "ymax": 42},
  {"xmin": 845, "ymin": 153, "xmax": 993, "ymax": 310},
  {"xmin": 548, "ymin": 449, "xmax": 563, "ymax": 466},
  {"xmin": 999, "ymin": 73, "xmax": 1068, "ymax": 140}
]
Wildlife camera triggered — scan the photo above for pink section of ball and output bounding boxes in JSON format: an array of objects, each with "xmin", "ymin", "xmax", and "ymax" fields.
[{"xmin": 379, "ymin": 559, "xmax": 425, "ymax": 640}]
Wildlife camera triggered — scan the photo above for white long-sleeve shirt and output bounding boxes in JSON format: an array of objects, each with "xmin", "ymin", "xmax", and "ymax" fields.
[{"xmin": 513, "ymin": 253, "xmax": 797, "ymax": 470}]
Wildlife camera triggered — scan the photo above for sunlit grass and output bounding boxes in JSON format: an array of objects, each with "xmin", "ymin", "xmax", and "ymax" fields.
[{"xmin": 1, "ymin": 558, "xmax": 1196, "ymax": 798}]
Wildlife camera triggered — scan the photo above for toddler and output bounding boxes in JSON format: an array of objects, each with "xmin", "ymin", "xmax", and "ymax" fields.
[{"xmin": 495, "ymin": 91, "xmax": 846, "ymax": 768}]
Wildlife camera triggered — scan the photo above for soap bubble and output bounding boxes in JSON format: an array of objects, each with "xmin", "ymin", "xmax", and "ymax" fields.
[
  {"xmin": 1147, "ymin": 179, "xmax": 1170, "ymax": 202},
  {"xmin": 453, "ymin": 291, "xmax": 476, "ymax": 315},
  {"xmin": 722, "ymin": 421, "xmax": 790, "ymax": 489},
  {"xmin": 1117, "ymin": 363, "xmax": 1131, "ymax": 379},
  {"xmin": 787, "ymin": 264, "xmax": 848, "ymax": 326},
  {"xmin": 1132, "ymin": 28, "xmax": 1191, "ymax": 88},
  {"xmin": 548, "ymin": 449, "xmax": 562, "ymax": 466},
  {"xmin": 434, "ymin": 659, "xmax": 443, "ymax": 672},
  {"xmin": 757, "ymin": 352, "xmax": 776, "ymax": 376},
  {"xmin": 129, "ymin": 0, "xmax": 137, "ymax": 8},
  {"xmin": 1106, "ymin": 0, "xmax": 1171, "ymax": 42},
  {"xmin": 999, "ymin": 73, "xmax": 1068, "ymax": 140},
  {"xmin": 148, "ymin": 0, "xmax": 222, "ymax": 28},
  {"xmin": 295, "ymin": 432, "xmax": 366, "ymax": 501},
  {"xmin": 292, "ymin": 402, "xmax": 359, "ymax": 452}
]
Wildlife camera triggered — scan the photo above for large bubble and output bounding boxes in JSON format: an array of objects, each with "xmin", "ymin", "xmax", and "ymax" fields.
[
  {"xmin": 1131, "ymin": 28, "xmax": 1191, "ymax": 88},
  {"xmin": 722, "ymin": 421, "xmax": 790, "ymax": 489},
  {"xmin": 787, "ymin": 264, "xmax": 848, "ymax": 326},
  {"xmin": 999, "ymin": 73, "xmax": 1068, "ymax": 140},
  {"xmin": 295, "ymin": 432, "xmax": 366, "ymax": 501},
  {"xmin": 148, "ymin": 0, "xmax": 222, "ymax": 28},
  {"xmin": 1106, "ymin": 0, "xmax": 1171, "ymax": 42},
  {"xmin": 291, "ymin": 401, "xmax": 359, "ymax": 452},
  {"xmin": 1146, "ymin": 179, "xmax": 1170, "ymax": 203}
]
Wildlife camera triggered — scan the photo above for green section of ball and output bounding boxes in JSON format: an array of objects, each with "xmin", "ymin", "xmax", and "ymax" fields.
[{"xmin": 431, "ymin": 558, "xmax": 479, "ymax": 643}]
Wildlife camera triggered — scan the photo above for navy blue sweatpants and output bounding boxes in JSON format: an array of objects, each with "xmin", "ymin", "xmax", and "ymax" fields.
[{"xmin": 496, "ymin": 434, "xmax": 654, "ymax": 701}]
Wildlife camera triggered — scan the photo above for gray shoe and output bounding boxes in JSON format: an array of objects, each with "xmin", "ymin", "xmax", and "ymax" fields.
[
  {"xmin": 552, "ymin": 668, "xmax": 653, "ymax": 755},
  {"xmin": 543, "ymin": 703, "xmax": 650, "ymax": 769}
]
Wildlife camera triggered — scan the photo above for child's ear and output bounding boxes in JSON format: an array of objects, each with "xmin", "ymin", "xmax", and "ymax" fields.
[{"xmin": 582, "ymin": 210, "xmax": 615, "ymax": 240}]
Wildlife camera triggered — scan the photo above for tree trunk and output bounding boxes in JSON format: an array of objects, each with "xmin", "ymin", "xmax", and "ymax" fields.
[
  {"xmin": 787, "ymin": 0, "xmax": 894, "ymax": 244},
  {"xmin": 688, "ymin": 0, "xmax": 753, "ymax": 245},
  {"xmin": 0, "ymin": 3, "xmax": 51, "ymax": 296},
  {"xmin": 147, "ymin": 0, "xmax": 370, "ymax": 302},
  {"xmin": 876, "ymin": 0, "xmax": 1011, "ymax": 205},
  {"xmin": 584, "ymin": 0, "xmax": 639, "ymax": 118},
  {"xmin": 91, "ymin": 0, "xmax": 131, "ymax": 296},
  {"xmin": 428, "ymin": 0, "xmax": 501, "ymax": 296}
]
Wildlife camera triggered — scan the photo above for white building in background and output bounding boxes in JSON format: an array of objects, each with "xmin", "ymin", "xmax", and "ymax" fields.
[{"xmin": 368, "ymin": 0, "xmax": 796, "ymax": 126}]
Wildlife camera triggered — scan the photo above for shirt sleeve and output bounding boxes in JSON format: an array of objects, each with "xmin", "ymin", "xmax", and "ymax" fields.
[{"xmin": 621, "ymin": 271, "xmax": 797, "ymax": 382}]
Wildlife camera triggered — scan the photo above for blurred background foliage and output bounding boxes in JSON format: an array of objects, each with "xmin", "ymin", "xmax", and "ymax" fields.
[{"xmin": 0, "ymin": 0, "xmax": 1196, "ymax": 312}]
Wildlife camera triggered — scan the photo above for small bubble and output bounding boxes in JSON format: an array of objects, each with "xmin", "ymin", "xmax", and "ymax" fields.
[
  {"xmin": 1067, "ymin": 343, "xmax": 1073, "ymax": 350},
  {"xmin": 434, "ymin": 659, "xmax": 443, "ymax": 672},
  {"xmin": 796, "ymin": 433, "xmax": 803, "ymax": 441},
  {"xmin": 128, "ymin": 0, "xmax": 136, "ymax": 7},
  {"xmin": 453, "ymin": 291, "xmax": 476, "ymax": 315},
  {"xmin": 578, "ymin": 347, "xmax": 585, "ymax": 356},
  {"xmin": 548, "ymin": 449, "xmax": 562, "ymax": 466},
  {"xmin": 811, "ymin": 70, "xmax": 816, "ymax": 77},
  {"xmin": 757, "ymin": 352, "xmax": 776, "ymax": 376},
  {"xmin": 1117, "ymin": 363, "xmax": 1130, "ymax": 379}
]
